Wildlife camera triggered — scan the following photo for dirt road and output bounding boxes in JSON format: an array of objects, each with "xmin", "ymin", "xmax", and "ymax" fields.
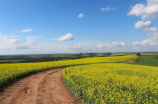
[
  {"xmin": 123, "ymin": 55, "xmax": 139, "ymax": 64},
  {"xmin": 0, "ymin": 68, "xmax": 83, "ymax": 104}
]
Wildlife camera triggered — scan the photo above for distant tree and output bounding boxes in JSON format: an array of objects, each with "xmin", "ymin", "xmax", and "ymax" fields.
[{"xmin": 137, "ymin": 53, "xmax": 141, "ymax": 56}]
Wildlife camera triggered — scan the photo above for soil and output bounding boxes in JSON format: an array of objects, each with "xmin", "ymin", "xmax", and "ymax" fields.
[{"xmin": 0, "ymin": 68, "xmax": 83, "ymax": 104}]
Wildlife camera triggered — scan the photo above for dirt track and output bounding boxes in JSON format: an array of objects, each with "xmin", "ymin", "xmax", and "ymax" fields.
[
  {"xmin": 0, "ymin": 68, "xmax": 83, "ymax": 104},
  {"xmin": 123, "ymin": 55, "xmax": 139, "ymax": 64}
]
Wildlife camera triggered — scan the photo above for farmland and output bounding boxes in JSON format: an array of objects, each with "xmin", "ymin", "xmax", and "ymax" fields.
[
  {"xmin": 62, "ymin": 63, "xmax": 158, "ymax": 104},
  {"xmin": 131, "ymin": 56, "xmax": 158, "ymax": 67},
  {"xmin": 1, "ymin": 53, "xmax": 158, "ymax": 104},
  {"xmin": 111, "ymin": 53, "xmax": 132, "ymax": 56},
  {"xmin": 0, "ymin": 53, "xmax": 112, "ymax": 63},
  {"xmin": 140, "ymin": 53, "xmax": 158, "ymax": 56},
  {"xmin": 0, "ymin": 55, "xmax": 135, "ymax": 87}
]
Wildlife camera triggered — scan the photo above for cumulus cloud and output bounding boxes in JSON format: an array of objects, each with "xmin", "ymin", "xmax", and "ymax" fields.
[
  {"xmin": 10, "ymin": 39, "xmax": 22, "ymax": 44},
  {"xmin": 0, "ymin": 37, "xmax": 22, "ymax": 44},
  {"xmin": 57, "ymin": 41, "xmax": 127, "ymax": 53},
  {"xmin": 144, "ymin": 26, "xmax": 158, "ymax": 32},
  {"xmin": 0, "ymin": 37, "xmax": 7, "ymax": 41},
  {"xmin": 132, "ymin": 25, "xmax": 158, "ymax": 47},
  {"xmin": 120, "ymin": 42, "xmax": 126, "ymax": 46},
  {"xmin": 0, "ymin": 45, "xmax": 29, "ymax": 51},
  {"xmin": 0, "ymin": 35, "xmax": 42, "ymax": 54},
  {"xmin": 147, "ymin": 0, "xmax": 158, "ymax": 6},
  {"xmin": 112, "ymin": 42, "xmax": 120, "ymax": 46},
  {"xmin": 101, "ymin": 7, "xmax": 110, "ymax": 11},
  {"xmin": 127, "ymin": 0, "xmax": 158, "ymax": 49},
  {"xmin": 57, "ymin": 33, "xmax": 74, "ymax": 41},
  {"xmin": 134, "ymin": 21, "xmax": 152, "ymax": 28},
  {"xmin": 98, "ymin": 44, "xmax": 103, "ymax": 48},
  {"xmin": 113, "ymin": 42, "xmax": 125, "ymax": 47},
  {"xmin": 78, "ymin": 13, "xmax": 84, "ymax": 18},
  {"xmin": 0, "ymin": 36, "xmax": 30, "ymax": 52},
  {"xmin": 140, "ymin": 36, "xmax": 158, "ymax": 46},
  {"xmin": 21, "ymin": 29, "xmax": 33, "ymax": 32},
  {"xmin": 27, "ymin": 38, "xmax": 36, "ymax": 45},
  {"xmin": 127, "ymin": 0, "xmax": 158, "ymax": 20},
  {"xmin": 104, "ymin": 41, "xmax": 126, "ymax": 49},
  {"xmin": 132, "ymin": 42, "xmax": 140, "ymax": 46},
  {"xmin": 101, "ymin": 6, "xmax": 116, "ymax": 12},
  {"xmin": 133, "ymin": 25, "xmax": 158, "ymax": 47}
]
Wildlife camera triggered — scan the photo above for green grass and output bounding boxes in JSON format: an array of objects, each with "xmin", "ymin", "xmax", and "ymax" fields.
[
  {"xmin": 111, "ymin": 53, "xmax": 132, "ymax": 56},
  {"xmin": 140, "ymin": 53, "xmax": 158, "ymax": 56},
  {"xmin": 131, "ymin": 56, "xmax": 158, "ymax": 67}
]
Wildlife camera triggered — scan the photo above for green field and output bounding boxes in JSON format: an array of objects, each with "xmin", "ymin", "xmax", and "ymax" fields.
[
  {"xmin": 140, "ymin": 53, "xmax": 158, "ymax": 56},
  {"xmin": 111, "ymin": 53, "xmax": 132, "ymax": 56},
  {"xmin": 131, "ymin": 56, "xmax": 158, "ymax": 67}
]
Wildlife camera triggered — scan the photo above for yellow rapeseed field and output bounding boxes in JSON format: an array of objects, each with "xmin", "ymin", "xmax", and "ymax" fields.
[
  {"xmin": 0, "ymin": 55, "xmax": 135, "ymax": 87},
  {"xmin": 62, "ymin": 63, "xmax": 158, "ymax": 104}
]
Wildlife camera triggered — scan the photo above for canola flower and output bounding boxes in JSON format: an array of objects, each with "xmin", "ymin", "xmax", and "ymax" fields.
[
  {"xmin": 62, "ymin": 63, "xmax": 158, "ymax": 104},
  {"xmin": 0, "ymin": 55, "xmax": 135, "ymax": 87}
]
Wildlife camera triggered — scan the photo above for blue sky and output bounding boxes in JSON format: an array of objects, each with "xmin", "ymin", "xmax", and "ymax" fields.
[{"xmin": 0, "ymin": 0, "xmax": 158, "ymax": 54}]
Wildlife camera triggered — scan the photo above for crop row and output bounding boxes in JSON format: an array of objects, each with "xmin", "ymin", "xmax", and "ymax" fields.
[
  {"xmin": 62, "ymin": 63, "xmax": 158, "ymax": 104},
  {"xmin": 0, "ymin": 55, "xmax": 136, "ymax": 87}
]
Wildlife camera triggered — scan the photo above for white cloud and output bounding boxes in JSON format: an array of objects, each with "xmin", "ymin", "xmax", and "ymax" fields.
[
  {"xmin": 58, "ymin": 41, "xmax": 127, "ymax": 52},
  {"xmin": 101, "ymin": 6, "xmax": 116, "ymax": 12},
  {"xmin": 27, "ymin": 38, "xmax": 36, "ymax": 45},
  {"xmin": 57, "ymin": 33, "xmax": 74, "ymax": 41},
  {"xmin": 134, "ymin": 21, "xmax": 152, "ymax": 28},
  {"xmin": 127, "ymin": 0, "xmax": 158, "ymax": 49},
  {"xmin": 127, "ymin": 0, "xmax": 158, "ymax": 20},
  {"xmin": 0, "ymin": 44, "xmax": 29, "ymax": 51},
  {"xmin": 144, "ymin": 26, "xmax": 158, "ymax": 32},
  {"xmin": 140, "ymin": 36, "xmax": 158, "ymax": 46},
  {"xmin": 0, "ymin": 37, "xmax": 22, "ymax": 44},
  {"xmin": 101, "ymin": 7, "xmax": 110, "ymax": 11},
  {"xmin": 112, "ymin": 42, "xmax": 125, "ymax": 46},
  {"xmin": 0, "ymin": 35, "xmax": 31, "ymax": 52},
  {"xmin": 112, "ymin": 42, "xmax": 119, "ymax": 46},
  {"xmin": 98, "ymin": 44, "xmax": 103, "ymax": 48},
  {"xmin": 78, "ymin": 13, "xmax": 84, "ymax": 18},
  {"xmin": 9, "ymin": 39, "xmax": 22, "ymax": 44},
  {"xmin": 132, "ymin": 42, "xmax": 140, "ymax": 46},
  {"xmin": 104, "ymin": 41, "xmax": 126, "ymax": 49},
  {"xmin": 1, "ymin": 38, "xmax": 158, "ymax": 54},
  {"xmin": 120, "ymin": 42, "xmax": 126, "ymax": 46},
  {"xmin": 143, "ymin": 27, "xmax": 158, "ymax": 37},
  {"xmin": 132, "ymin": 33, "xmax": 158, "ymax": 47},
  {"xmin": 147, "ymin": 0, "xmax": 158, "ymax": 6},
  {"xmin": 0, "ymin": 37, "xmax": 7, "ymax": 42},
  {"xmin": 0, "ymin": 32, "xmax": 1, "ymax": 35},
  {"xmin": 21, "ymin": 29, "xmax": 33, "ymax": 32}
]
